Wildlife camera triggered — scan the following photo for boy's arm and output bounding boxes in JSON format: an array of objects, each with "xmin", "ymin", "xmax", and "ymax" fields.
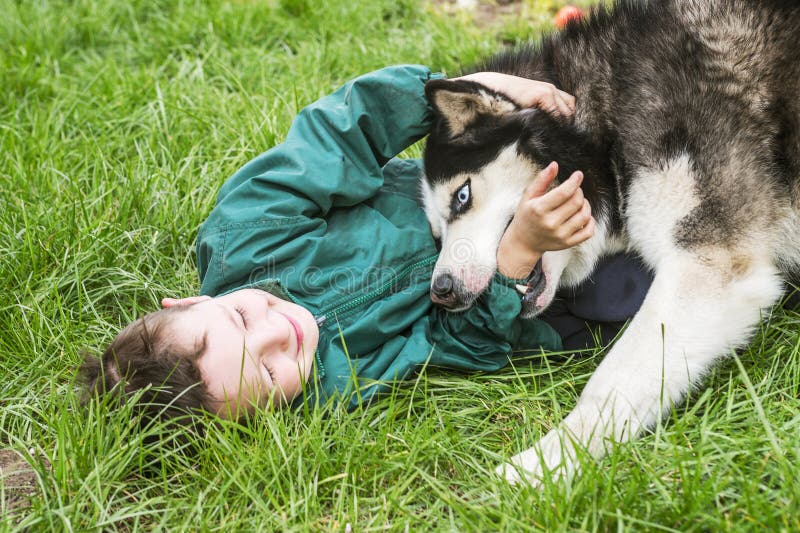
[
  {"xmin": 203, "ymin": 68, "xmax": 577, "ymax": 228},
  {"xmin": 206, "ymin": 65, "xmax": 439, "ymax": 224},
  {"xmin": 197, "ymin": 65, "xmax": 440, "ymax": 294}
]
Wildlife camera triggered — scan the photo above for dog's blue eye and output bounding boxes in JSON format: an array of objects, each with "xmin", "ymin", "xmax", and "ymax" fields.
[{"xmin": 456, "ymin": 183, "xmax": 470, "ymax": 205}]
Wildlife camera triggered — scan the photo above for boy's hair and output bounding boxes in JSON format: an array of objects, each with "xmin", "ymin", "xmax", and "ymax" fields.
[{"xmin": 81, "ymin": 307, "xmax": 213, "ymax": 431}]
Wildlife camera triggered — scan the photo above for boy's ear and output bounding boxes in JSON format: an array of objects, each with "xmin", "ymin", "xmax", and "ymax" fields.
[
  {"xmin": 161, "ymin": 295, "xmax": 211, "ymax": 308},
  {"xmin": 425, "ymin": 78, "xmax": 519, "ymax": 138}
]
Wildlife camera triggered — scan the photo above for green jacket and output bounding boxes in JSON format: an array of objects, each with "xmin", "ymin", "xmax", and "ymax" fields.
[{"xmin": 196, "ymin": 65, "xmax": 562, "ymax": 408}]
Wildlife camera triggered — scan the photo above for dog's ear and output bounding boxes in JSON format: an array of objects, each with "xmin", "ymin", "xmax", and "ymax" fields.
[{"xmin": 425, "ymin": 79, "xmax": 518, "ymax": 138}]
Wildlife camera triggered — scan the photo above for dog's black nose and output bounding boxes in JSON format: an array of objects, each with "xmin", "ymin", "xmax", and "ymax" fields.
[{"xmin": 431, "ymin": 274, "xmax": 454, "ymax": 298}]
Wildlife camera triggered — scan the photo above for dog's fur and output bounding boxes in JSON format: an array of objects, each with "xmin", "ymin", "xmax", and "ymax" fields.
[{"xmin": 421, "ymin": 0, "xmax": 800, "ymax": 485}]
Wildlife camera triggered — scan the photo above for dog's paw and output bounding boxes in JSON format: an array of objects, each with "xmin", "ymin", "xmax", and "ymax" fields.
[
  {"xmin": 496, "ymin": 430, "xmax": 579, "ymax": 487},
  {"xmin": 494, "ymin": 451, "xmax": 545, "ymax": 488}
]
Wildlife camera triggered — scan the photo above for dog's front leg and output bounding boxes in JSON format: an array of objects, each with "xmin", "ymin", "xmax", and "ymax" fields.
[{"xmin": 497, "ymin": 255, "xmax": 783, "ymax": 486}]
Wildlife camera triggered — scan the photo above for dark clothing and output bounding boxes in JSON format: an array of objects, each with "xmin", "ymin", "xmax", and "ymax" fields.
[{"xmin": 543, "ymin": 254, "xmax": 653, "ymax": 350}]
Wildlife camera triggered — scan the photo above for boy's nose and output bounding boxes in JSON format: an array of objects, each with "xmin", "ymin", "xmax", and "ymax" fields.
[{"xmin": 254, "ymin": 314, "xmax": 292, "ymax": 354}]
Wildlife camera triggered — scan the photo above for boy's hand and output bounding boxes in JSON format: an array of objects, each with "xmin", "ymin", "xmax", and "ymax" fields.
[
  {"xmin": 455, "ymin": 72, "xmax": 576, "ymax": 120},
  {"xmin": 496, "ymin": 162, "xmax": 595, "ymax": 279}
]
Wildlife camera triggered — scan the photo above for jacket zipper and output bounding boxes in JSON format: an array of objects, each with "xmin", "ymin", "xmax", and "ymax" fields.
[{"xmin": 323, "ymin": 255, "xmax": 437, "ymax": 320}]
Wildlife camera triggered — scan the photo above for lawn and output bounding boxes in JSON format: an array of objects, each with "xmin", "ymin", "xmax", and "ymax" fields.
[{"xmin": 2, "ymin": 0, "xmax": 799, "ymax": 530}]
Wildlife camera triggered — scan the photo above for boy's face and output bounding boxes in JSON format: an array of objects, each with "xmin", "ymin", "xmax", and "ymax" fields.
[{"xmin": 166, "ymin": 288, "xmax": 319, "ymax": 418}]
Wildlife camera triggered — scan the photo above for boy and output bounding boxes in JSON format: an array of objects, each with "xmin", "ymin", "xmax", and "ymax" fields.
[{"xmin": 83, "ymin": 65, "xmax": 649, "ymax": 421}]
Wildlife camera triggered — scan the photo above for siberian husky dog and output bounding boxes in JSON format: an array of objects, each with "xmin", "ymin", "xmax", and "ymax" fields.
[{"xmin": 421, "ymin": 0, "xmax": 800, "ymax": 485}]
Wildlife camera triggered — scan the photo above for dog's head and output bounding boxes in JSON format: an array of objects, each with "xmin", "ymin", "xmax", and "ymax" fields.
[{"xmin": 422, "ymin": 78, "xmax": 582, "ymax": 317}]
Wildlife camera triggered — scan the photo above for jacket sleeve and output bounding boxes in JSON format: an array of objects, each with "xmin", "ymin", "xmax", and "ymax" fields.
[
  {"xmin": 208, "ymin": 64, "xmax": 439, "ymax": 219},
  {"xmin": 425, "ymin": 273, "xmax": 563, "ymax": 371},
  {"xmin": 196, "ymin": 65, "xmax": 442, "ymax": 295}
]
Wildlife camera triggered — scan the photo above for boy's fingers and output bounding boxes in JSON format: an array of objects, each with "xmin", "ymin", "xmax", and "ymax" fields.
[
  {"xmin": 553, "ymin": 91, "xmax": 576, "ymax": 122},
  {"xmin": 567, "ymin": 216, "xmax": 596, "ymax": 246},
  {"xmin": 537, "ymin": 170, "xmax": 583, "ymax": 211},
  {"xmin": 548, "ymin": 188, "xmax": 585, "ymax": 226},
  {"xmin": 525, "ymin": 161, "xmax": 559, "ymax": 199},
  {"xmin": 560, "ymin": 91, "xmax": 576, "ymax": 114},
  {"xmin": 563, "ymin": 198, "xmax": 592, "ymax": 234}
]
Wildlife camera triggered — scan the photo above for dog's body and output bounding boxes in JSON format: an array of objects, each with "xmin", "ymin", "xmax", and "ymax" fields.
[{"xmin": 421, "ymin": 0, "xmax": 800, "ymax": 484}]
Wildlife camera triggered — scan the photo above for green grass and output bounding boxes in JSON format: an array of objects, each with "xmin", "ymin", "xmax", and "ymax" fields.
[{"xmin": 2, "ymin": 0, "xmax": 799, "ymax": 530}]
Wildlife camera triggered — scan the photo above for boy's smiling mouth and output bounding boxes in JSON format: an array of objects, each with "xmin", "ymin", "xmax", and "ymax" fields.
[{"xmin": 279, "ymin": 312, "xmax": 304, "ymax": 357}]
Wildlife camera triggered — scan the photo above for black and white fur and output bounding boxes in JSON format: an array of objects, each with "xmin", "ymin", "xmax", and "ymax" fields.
[{"xmin": 421, "ymin": 0, "xmax": 800, "ymax": 485}]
